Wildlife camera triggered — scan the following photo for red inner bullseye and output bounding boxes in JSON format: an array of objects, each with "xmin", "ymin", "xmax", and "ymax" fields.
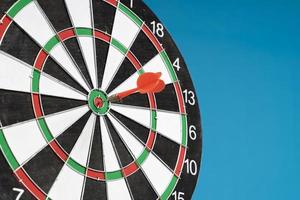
[{"xmin": 94, "ymin": 97, "xmax": 104, "ymax": 108}]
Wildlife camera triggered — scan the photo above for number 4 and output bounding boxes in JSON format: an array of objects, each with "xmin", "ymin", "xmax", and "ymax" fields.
[{"xmin": 173, "ymin": 58, "xmax": 181, "ymax": 71}]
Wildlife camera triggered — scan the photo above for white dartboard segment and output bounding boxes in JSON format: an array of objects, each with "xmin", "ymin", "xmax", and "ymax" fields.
[
  {"xmin": 48, "ymin": 43, "xmax": 90, "ymax": 91},
  {"xmin": 39, "ymin": 75, "xmax": 87, "ymax": 101},
  {"xmin": 110, "ymin": 104, "xmax": 151, "ymax": 128},
  {"xmin": 44, "ymin": 105, "xmax": 89, "ymax": 138},
  {"xmin": 12, "ymin": 1, "xmax": 89, "ymax": 91},
  {"xmin": 142, "ymin": 53, "xmax": 173, "ymax": 84},
  {"xmin": 101, "ymin": 8, "xmax": 140, "ymax": 90},
  {"xmin": 0, "ymin": 51, "xmax": 86, "ymax": 101},
  {"xmin": 111, "ymin": 9, "xmax": 140, "ymax": 48},
  {"xmin": 141, "ymin": 153, "xmax": 174, "ymax": 196},
  {"xmin": 13, "ymin": 2, "xmax": 55, "ymax": 47},
  {"xmin": 100, "ymin": 117, "xmax": 121, "ymax": 171},
  {"xmin": 64, "ymin": 0, "xmax": 92, "ymax": 28},
  {"xmin": 106, "ymin": 178, "xmax": 132, "ymax": 200},
  {"xmin": 2, "ymin": 120, "xmax": 47, "ymax": 165},
  {"xmin": 78, "ymin": 37, "xmax": 97, "ymax": 88},
  {"xmin": 156, "ymin": 111, "xmax": 182, "ymax": 145},
  {"xmin": 64, "ymin": 0, "xmax": 98, "ymax": 88},
  {"xmin": 0, "ymin": 52, "xmax": 32, "ymax": 93},
  {"xmin": 69, "ymin": 113, "xmax": 96, "ymax": 167},
  {"xmin": 107, "ymin": 114, "xmax": 144, "ymax": 158},
  {"xmin": 47, "ymin": 164, "xmax": 85, "ymax": 200},
  {"xmin": 101, "ymin": 46, "xmax": 125, "ymax": 91}
]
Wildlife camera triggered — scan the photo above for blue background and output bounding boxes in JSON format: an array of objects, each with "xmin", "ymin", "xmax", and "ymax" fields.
[{"xmin": 144, "ymin": 0, "xmax": 300, "ymax": 199}]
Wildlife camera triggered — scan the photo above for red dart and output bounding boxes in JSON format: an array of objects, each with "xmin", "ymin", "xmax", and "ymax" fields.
[
  {"xmin": 109, "ymin": 72, "xmax": 166, "ymax": 102},
  {"xmin": 137, "ymin": 72, "xmax": 162, "ymax": 93},
  {"xmin": 152, "ymin": 79, "xmax": 166, "ymax": 93}
]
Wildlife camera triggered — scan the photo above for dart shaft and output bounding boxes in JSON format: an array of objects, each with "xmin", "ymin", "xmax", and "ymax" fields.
[{"xmin": 108, "ymin": 87, "xmax": 138, "ymax": 103}]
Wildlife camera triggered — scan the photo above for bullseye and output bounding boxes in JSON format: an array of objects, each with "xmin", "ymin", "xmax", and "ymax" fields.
[
  {"xmin": 94, "ymin": 97, "xmax": 104, "ymax": 108},
  {"xmin": 88, "ymin": 89, "xmax": 110, "ymax": 115}
]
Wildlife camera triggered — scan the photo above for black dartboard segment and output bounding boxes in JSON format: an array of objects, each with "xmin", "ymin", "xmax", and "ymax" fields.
[{"xmin": 0, "ymin": 0, "xmax": 202, "ymax": 200}]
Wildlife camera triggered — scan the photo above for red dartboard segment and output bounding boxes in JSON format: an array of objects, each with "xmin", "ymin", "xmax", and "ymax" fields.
[
  {"xmin": 174, "ymin": 82, "xmax": 186, "ymax": 114},
  {"xmin": 147, "ymin": 93, "xmax": 156, "ymax": 109},
  {"xmin": 32, "ymin": 94, "xmax": 43, "ymax": 118},
  {"xmin": 104, "ymin": 0, "xmax": 119, "ymax": 7},
  {"xmin": 0, "ymin": 15, "xmax": 12, "ymax": 42},
  {"xmin": 175, "ymin": 146, "xmax": 187, "ymax": 177},
  {"xmin": 94, "ymin": 30, "xmax": 111, "ymax": 43},
  {"xmin": 142, "ymin": 24, "xmax": 164, "ymax": 52},
  {"xmin": 15, "ymin": 168, "xmax": 46, "ymax": 200},
  {"xmin": 86, "ymin": 169, "xmax": 105, "ymax": 181},
  {"xmin": 146, "ymin": 131, "xmax": 156, "ymax": 150},
  {"xmin": 127, "ymin": 51, "xmax": 142, "ymax": 70},
  {"xmin": 58, "ymin": 28, "xmax": 76, "ymax": 41},
  {"xmin": 123, "ymin": 162, "xmax": 139, "ymax": 177},
  {"xmin": 34, "ymin": 50, "xmax": 48, "ymax": 71},
  {"xmin": 49, "ymin": 140, "xmax": 68, "ymax": 162}
]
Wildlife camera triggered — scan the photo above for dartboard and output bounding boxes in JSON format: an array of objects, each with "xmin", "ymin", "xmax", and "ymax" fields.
[{"xmin": 0, "ymin": 0, "xmax": 202, "ymax": 199}]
